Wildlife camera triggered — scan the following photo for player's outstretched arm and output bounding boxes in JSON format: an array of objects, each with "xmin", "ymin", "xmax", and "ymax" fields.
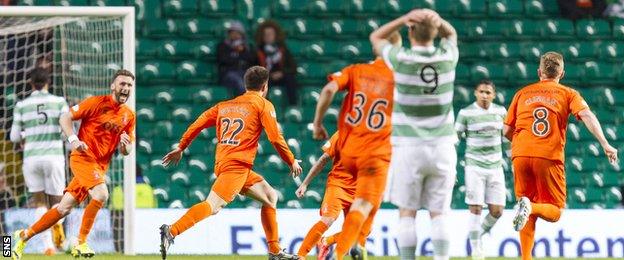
[
  {"xmin": 578, "ymin": 109, "xmax": 618, "ymax": 163},
  {"xmin": 177, "ymin": 107, "xmax": 217, "ymax": 151},
  {"xmin": 312, "ymin": 81, "xmax": 339, "ymax": 140},
  {"xmin": 162, "ymin": 147, "xmax": 183, "ymax": 167},
  {"xmin": 295, "ymin": 153, "xmax": 331, "ymax": 198},
  {"xmin": 163, "ymin": 107, "xmax": 217, "ymax": 167},
  {"xmin": 60, "ymin": 112, "xmax": 88, "ymax": 152},
  {"xmin": 260, "ymin": 102, "xmax": 301, "ymax": 177}
]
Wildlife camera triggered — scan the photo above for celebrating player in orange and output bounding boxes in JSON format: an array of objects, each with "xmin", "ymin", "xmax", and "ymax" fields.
[
  {"xmin": 312, "ymin": 31, "xmax": 400, "ymax": 260},
  {"xmin": 11, "ymin": 69, "xmax": 136, "ymax": 259},
  {"xmin": 504, "ymin": 52, "xmax": 618, "ymax": 260},
  {"xmin": 295, "ymin": 132, "xmax": 370, "ymax": 260},
  {"xmin": 159, "ymin": 66, "xmax": 302, "ymax": 260}
]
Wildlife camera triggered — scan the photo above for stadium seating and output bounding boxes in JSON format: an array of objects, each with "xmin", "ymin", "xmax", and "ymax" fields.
[{"xmin": 23, "ymin": 0, "xmax": 624, "ymax": 210}]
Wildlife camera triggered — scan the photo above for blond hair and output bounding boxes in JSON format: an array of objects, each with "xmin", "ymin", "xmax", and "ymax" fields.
[
  {"xmin": 409, "ymin": 18, "xmax": 438, "ymax": 43},
  {"xmin": 539, "ymin": 52, "xmax": 564, "ymax": 79}
]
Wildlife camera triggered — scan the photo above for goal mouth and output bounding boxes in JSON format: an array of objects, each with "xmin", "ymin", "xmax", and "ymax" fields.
[{"xmin": 0, "ymin": 7, "xmax": 135, "ymax": 255}]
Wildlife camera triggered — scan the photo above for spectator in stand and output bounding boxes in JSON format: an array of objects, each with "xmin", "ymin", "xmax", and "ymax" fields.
[
  {"xmin": 255, "ymin": 20, "xmax": 299, "ymax": 106},
  {"xmin": 558, "ymin": 0, "xmax": 607, "ymax": 19},
  {"xmin": 217, "ymin": 21, "xmax": 257, "ymax": 97},
  {"xmin": 604, "ymin": 0, "xmax": 624, "ymax": 18}
]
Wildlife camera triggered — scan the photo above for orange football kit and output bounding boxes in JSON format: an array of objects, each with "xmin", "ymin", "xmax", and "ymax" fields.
[
  {"xmin": 297, "ymin": 132, "xmax": 371, "ymax": 258},
  {"xmin": 66, "ymin": 95, "xmax": 136, "ymax": 201},
  {"xmin": 22, "ymin": 94, "xmax": 135, "ymax": 245},
  {"xmin": 320, "ymin": 133, "xmax": 356, "ymax": 219},
  {"xmin": 331, "ymin": 58, "xmax": 394, "ymax": 259},
  {"xmin": 168, "ymin": 91, "xmax": 295, "ymax": 254},
  {"xmin": 505, "ymin": 79, "xmax": 589, "ymax": 260}
]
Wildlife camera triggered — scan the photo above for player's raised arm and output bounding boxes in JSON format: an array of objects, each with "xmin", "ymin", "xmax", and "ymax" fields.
[
  {"xmin": 369, "ymin": 10, "xmax": 415, "ymax": 57},
  {"xmin": 436, "ymin": 15, "xmax": 457, "ymax": 46},
  {"xmin": 162, "ymin": 106, "xmax": 217, "ymax": 167},
  {"xmin": 312, "ymin": 81, "xmax": 339, "ymax": 140},
  {"xmin": 295, "ymin": 153, "xmax": 331, "ymax": 198}
]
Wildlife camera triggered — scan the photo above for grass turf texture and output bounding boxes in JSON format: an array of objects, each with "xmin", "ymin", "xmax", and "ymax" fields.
[{"xmin": 15, "ymin": 256, "xmax": 622, "ymax": 260}]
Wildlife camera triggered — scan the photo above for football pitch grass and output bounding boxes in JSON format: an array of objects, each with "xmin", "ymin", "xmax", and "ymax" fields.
[{"xmin": 16, "ymin": 255, "xmax": 621, "ymax": 260}]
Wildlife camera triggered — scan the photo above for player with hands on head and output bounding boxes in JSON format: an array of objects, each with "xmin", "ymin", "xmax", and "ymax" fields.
[{"xmin": 372, "ymin": 8, "xmax": 459, "ymax": 260}]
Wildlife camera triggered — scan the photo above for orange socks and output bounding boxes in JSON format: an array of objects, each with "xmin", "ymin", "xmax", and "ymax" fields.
[
  {"xmin": 335, "ymin": 211, "xmax": 365, "ymax": 259},
  {"xmin": 297, "ymin": 221, "xmax": 329, "ymax": 257},
  {"xmin": 520, "ymin": 215, "xmax": 537, "ymax": 260},
  {"xmin": 171, "ymin": 201, "xmax": 212, "ymax": 237},
  {"xmin": 25, "ymin": 207, "xmax": 63, "ymax": 241},
  {"xmin": 531, "ymin": 203, "xmax": 562, "ymax": 222},
  {"xmin": 325, "ymin": 232, "xmax": 340, "ymax": 245},
  {"xmin": 358, "ymin": 211, "xmax": 375, "ymax": 247},
  {"xmin": 78, "ymin": 199, "xmax": 103, "ymax": 244},
  {"xmin": 261, "ymin": 206, "xmax": 281, "ymax": 254}
]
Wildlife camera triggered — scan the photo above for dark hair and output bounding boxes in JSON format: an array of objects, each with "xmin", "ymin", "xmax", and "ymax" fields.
[
  {"xmin": 29, "ymin": 67, "xmax": 49, "ymax": 90},
  {"xmin": 254, "ymin": 20, "xmax": 286, "ymax": 47},
  {"xmin": 244, "ymin": 66, "xmax": 269, "ymax": 91},
  {"xmin": 476, "ymin": 79, "xmax": 495, "ymax": 91},
  {"xmin": 113, "ymin": 69, "xmax": 135, "ymax": 81}
]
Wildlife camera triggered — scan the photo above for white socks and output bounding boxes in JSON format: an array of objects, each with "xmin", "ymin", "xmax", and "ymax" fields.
[
  {"xmin": 481, "ymin": 213, "xmax": 499, "ymax": 234},
  {"xmin": 35, "ymin": 206, "xmax": 54, "ymax": 250},
  {"xmin": 398, "ymin": 216, "xmax": 417, "ymax": 260},
  {"xmin": 469, "ymin": 213, "xmax": 483, "ymax": 256},
  {"xmin": 431, "ymin": 215, "xmax": 450, "ymax": 260}
]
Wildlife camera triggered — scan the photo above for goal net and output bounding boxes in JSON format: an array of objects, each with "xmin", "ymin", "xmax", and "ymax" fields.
[{"xmin": 0, "ymin": 7, "xmax": 135, "ymax": 254}]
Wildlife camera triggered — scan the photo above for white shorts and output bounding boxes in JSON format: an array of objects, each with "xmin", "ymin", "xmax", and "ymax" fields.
[
  {"xmin": 23, "ymin": 158, "xmax": 66, "ymax": 196},
  {"xmin": 464, "ymin": 166, "xmax": 507, "ymax": 206},
  {"xmin": 385, "ymin": 142, "xmax": 457, "ymax": 213}
]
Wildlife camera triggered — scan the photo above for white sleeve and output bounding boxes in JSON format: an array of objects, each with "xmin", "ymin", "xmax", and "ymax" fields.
[
  {"xmin": 441, "ymin": 38, "xmax": 459, "ymax": 64},
  {"xmin": 381, "ymin": 42, "xmax": 396, "ymax": 70},
  {"xmin": 60, "ymin": 98, "xmax": 70, "ymax": 113},
  {"xmin": 10, "ymin": 102, "xmax": 22, "ymax": 143},
  {"xmin": 454, "ymin": 109, "xmax": 467, "ymax": 133}
]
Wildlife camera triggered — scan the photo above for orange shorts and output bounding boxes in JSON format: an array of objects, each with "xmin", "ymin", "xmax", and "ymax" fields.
[
  {"xmin": 320, "ymin": 183, "xmax": 355, "ymax": 218},
  {"xmin": 513, "ymin": 157, "xmax": 566, "ymax": 208},
  {"xmin": 65, "ymin": 154, "xmax": 108, "ymax": 203},
  {"xmin": 212, "ymin": 161, "xmax": 264, "ymax": 203},
  {"xmin": 341, "ymin": 154, "xmax": 390, "ymax": 207}
]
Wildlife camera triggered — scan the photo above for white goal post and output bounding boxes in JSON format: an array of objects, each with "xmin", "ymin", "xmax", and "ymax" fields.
[{"xmin": 0, "ymin": 6, "xmax": 136, "ymax": 255}]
